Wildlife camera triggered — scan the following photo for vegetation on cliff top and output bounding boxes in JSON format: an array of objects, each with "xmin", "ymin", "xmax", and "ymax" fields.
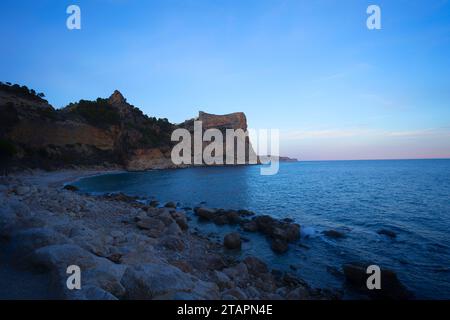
[
  {"xmin": 0, "ymin": 82, "xmax": 46, "ymax": 103},
  {"xmin": 63, "ymin": 97, "xmax": 174, "ymax": 148},
  {"xmin": 64, "ymin": 98, "xmax": 121, "ymax": 128}
]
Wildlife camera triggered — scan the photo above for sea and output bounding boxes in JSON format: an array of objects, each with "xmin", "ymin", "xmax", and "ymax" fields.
[{"xmin": 72, "ymin": 159, "xmax": 450, "ymax": 299}]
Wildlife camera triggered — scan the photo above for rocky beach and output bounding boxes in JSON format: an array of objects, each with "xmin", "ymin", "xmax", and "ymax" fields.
[
  {"xmin": 0, "ymin": 169, "xmax": 340, "ymax": 300},
  {"xmin": 1, "ymin": 82, "xmax": 334, "ymax": 300}
]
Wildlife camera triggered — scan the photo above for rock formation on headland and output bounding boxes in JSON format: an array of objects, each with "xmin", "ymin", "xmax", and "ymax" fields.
[
  {"xmin": 0, "ymin": 83, "xmax": 255, "ymax": 172},
  {"xmin": 179, "ymin": 111, "xmax": 258, "ymax": 166}
]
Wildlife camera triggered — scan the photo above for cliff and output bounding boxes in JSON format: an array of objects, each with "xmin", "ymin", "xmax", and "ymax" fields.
[
  {"xmin": 180, "ymin": 111, "xmax": 257, "ymax": 166},
  {"xmin": 0, "ymin": 83, "xmax": 255, "ymax": 171}
]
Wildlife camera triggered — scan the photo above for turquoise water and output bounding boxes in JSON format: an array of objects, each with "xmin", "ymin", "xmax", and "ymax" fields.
[{"xmin": 74, "ymin": 160, "xmax": 450, "ymax": 299}]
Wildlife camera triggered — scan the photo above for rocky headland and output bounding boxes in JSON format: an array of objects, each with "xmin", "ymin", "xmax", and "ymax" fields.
[{"xmin": 0, "ymin": 82, "xmax": 255, "ymax": 172}]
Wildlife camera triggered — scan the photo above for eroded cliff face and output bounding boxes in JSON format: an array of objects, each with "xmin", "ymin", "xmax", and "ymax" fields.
[
  {"xmin": 125, "ymin": 148, "xmax": 175, "ymax": 171},
  {"xmin": 0, "ymin": 84, "xmax": 256, "ymax": 171},
  {"xmin": 125, "ymin": 110, "xmax": 258, "ymax": 170},
  {"xmin": 9, "ymin": 120, "xmax": 117, "ymax": 151},
  {"xmin": 180, "ymin": 111, "xmax": 257, "ymax": 166}
]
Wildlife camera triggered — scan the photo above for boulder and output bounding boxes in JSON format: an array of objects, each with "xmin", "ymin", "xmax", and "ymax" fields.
[
  {"xmin": 284, "ymin": 224, "xmax": 301, "ymax": 242},
  {"xmin": 343, "ymin": 263, "xmax": 414, "ymax": 300},
  {"xmin": 224, "ymin": 232, "xmax": 242, "ymax": 250},
  {"xmin": 255, "ymin": 271, "xmax": 278, "ymax": 292},
  {"xmin": 170, "ymin": 211, "xmax": 188, "ymax": 231},
  {"xmin": 83, "ymin": 263, "xmax": 127, "ymax": 298},
  {"xmin": 205, "ymin": 255, "xmax": 228, "ymax": 270},
  {"xmin": 12, "ymin": 227, "xmax": 70, "ymax": 256},
  {"xmin": 223, "ymin": 263, "xmax": 249, "ymax": 283},
  {"xmin": 148, "ymin": 200, "xmax": 159, "ymax": 207},
  {"xmin": 253, "ymin": 215, "xmax": 275, "ymax": 235},
  {"xmin": 237, "ymin": 209, "xmax": 255, "ymax": 217},
  {"xmin": 105, "ymin": 193, "xmax": 139, "ymax": 203},
  {"xmin": 273, "ymin": 224, "xmax": 300, "ymax": 242},
  {"xmin": 175, "ymin": 217, "xmax": 188, "ymax": 231},
  {"xmin": 164, "ymin": 201, "xmax": 177, "ymax": 208},
  {"xmin": 189, "ymin": 280, "xmax": 220, "ymax": 300},
  {"xmin": 161, "ymin": 236, "xmax": 185, "ymax": 252},
  {"xmin": 242, "ymin": 220, "xmax": 258, "ymax": 232},
  {"xmin": 31, "ymin": 244, "xmax": 99, "ymax": 272},
  {"xmin": 246, "ymin": 286, "xmax": 261, "ymax": 299},
  {"xmin": 106, "ymin": 253, "xmax": 123, "ymax": 264},
  {"xmin": 271, "ymin": 239, "xmax": 289, "ymax": 254},
  {"xmin": 253, "ymin": 215, "xmax": 300, "ymax": 242},
  {"xmin": 213, "ymin": 271, "xmax": 233, "ymax": 289},
  {"xmin": 73, "ymin": 233, "xmax": 112, "ymax": 258},
  {"xmin": 30, "ymin": 244, "xmax": 124, "ymax": 297},
  {"xmin": 166, "ymin": 221, "xmax": 183, "ymax": 236},
  {"xmin": 120, "ymin": 263, "xmax": 195, "ymax": 299},
  {"xmin": 79, "ymin": 285, "xmax": 118, "ymax": 300},
  {"xmin": 194, "ymin": 207, "xmax": 217, "ymax": 221},
  {"xmin": 151, "ymin": 208, "xmax": 175, "ymax": 226},
  {"xmin": 281, "ymin": 272, "xmax": 308, "ymax": 288},
  {"xmin": 213, "ymin": 214, "xmax": 229, "ymax": 225},
  {"xmin": 244, "ymin": 256, "xmax": 269, "ymax": 275},
  {"xmin": 224, "ymin": 210, "xmax": 242, "ymax": 224},
  {"xmin": 323, "ymin": 230, "xmax": 346, "ymax": 239},
  {"xmin": 213, "ymin": 209, "xmax": 242, "ymax": 224},
  {"xmin": 169, "ymin": 259, "xmax": 193, "ymax": 273},
  {"xmin": 377, "ymin": 229, "xmax": 397, "ymax": 239},
  {"xmin": 136, "ymin": 217, "xmax": 165, "ymax": 233}
]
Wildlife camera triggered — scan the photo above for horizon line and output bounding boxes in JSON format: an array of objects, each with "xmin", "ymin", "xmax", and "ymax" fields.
[{"xmin": 295, "ymin": 157, "xmax": 450, "ymax": 162}]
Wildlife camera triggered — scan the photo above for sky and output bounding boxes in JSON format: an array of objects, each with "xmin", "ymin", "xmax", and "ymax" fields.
[{"xmin": 1, "ymin": 0, "xmax": 450, "ymax": 160}]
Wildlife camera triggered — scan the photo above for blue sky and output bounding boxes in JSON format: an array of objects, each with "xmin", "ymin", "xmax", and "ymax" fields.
[{"xmin": 1, "ymin": 0, "xmax": 450, "ymax": 160}]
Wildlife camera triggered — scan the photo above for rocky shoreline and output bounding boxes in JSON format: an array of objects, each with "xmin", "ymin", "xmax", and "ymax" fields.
[{"xmin": 0, "ymin": 169, "xmax": 340, "ymax": 300}]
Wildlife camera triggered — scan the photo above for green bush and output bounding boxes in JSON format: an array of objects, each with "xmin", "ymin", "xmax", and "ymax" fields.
[{"xmin": 68, "ymin": 98, "xmax": 121, "ymax": 127}]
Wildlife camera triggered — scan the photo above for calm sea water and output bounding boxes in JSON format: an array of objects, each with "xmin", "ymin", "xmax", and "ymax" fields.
[{"xmin": 73, "ymin": 160, "xmax": 450, "ymax": 299}]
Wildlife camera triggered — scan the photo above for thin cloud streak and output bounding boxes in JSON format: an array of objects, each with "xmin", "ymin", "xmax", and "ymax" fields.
[{"xmin": 281, "ymin": 127, "xmax": 450, "ymax": 141}]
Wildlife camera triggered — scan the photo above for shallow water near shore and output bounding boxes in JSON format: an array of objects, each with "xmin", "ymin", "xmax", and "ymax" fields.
[{"xmin": 73, "ymin": 159, "xmax": 450, "ymax": 299}]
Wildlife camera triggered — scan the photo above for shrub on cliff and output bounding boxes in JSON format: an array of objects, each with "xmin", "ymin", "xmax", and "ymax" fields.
[
  {"xmin": 137, "ymin": 117, "xmax": 174, "ymax": 148},
  {"xmin": 0, "ymin": 82, "xmax": 47, "ymax": 103},
  {"xmin": 65, "ymin": 98, "xmax": 121, "ymax": 128}
]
